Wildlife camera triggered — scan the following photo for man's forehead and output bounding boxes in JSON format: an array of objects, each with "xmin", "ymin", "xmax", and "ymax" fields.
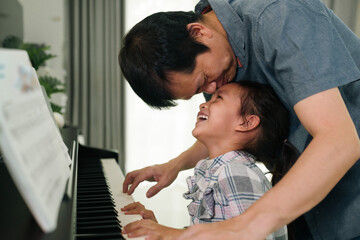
[{"xmin": 167, "ymin": 71, "xmax": 200, "ymax": 99}]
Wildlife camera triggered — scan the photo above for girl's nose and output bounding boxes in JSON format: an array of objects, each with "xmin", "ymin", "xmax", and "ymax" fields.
[{"xmin": 199, "ymin": 103, "xmax": 207, "ymax": 109}]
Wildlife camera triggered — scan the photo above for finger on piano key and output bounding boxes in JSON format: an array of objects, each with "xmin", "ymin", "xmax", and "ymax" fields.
[{"xmin": 101, "ymin": 159, "xmax": 145, "ymax": 240}]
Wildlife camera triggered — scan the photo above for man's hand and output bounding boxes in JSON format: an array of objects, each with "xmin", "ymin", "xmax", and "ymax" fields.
[
  {"xmin": 121, "ymin": 202, "xmax": 157, "ymax": 222},
  {"xmin": 122, "ymin": 219, "xmax": 184, "ymax": 240},
  {"xmin": 123, "ymin": 161, "xmax": 180, "ymax": 198},
  {"xmin": 176, "ymin": 219, "xmax": 251, "ymax": 240}
]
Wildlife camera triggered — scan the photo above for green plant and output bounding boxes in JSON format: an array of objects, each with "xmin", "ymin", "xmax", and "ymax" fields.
[
  {"xmin": 2, "ymin": 35, "xmax": 56, "ymax": 70},
  {"xmin": 2, "ymin": 35, "xmax": 64, "ymax": 113},
  {"xmin": 38, "ymin": 75, "xmax": 66, "ymax": 113},
  {"xmin": 1, "ymin": 35, "xmax": 22, "ymax": 48}
]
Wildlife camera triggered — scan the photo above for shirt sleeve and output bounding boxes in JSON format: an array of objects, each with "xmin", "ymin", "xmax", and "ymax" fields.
[
  {"xmin": 217, "ymin": 161, "xmax": 265, "ymax": 215},
  {"xmin": 255, "ymin": 0, "xmax": 360, "ymax": 107}
]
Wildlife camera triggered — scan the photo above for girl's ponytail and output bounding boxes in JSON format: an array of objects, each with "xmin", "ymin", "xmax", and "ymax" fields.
[{"xmin": 271, "ymin": 139, "xmax": 300, "ymax": 186}]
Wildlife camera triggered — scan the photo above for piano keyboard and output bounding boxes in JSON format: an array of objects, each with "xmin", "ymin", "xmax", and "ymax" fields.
[{"xmin": 74, "ymin": 157, "xmax": 143, "ymax": 240}]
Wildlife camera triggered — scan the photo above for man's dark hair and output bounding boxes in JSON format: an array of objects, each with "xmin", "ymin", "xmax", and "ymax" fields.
[{"xmin": 119, "ymin": 11, "xmax": 209, "ymax": 109}]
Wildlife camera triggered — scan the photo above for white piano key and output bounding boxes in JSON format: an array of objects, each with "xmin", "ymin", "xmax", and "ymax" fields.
[{"xmin": 101, "ymin": 159, "xmax": 145, "ymax": 240}]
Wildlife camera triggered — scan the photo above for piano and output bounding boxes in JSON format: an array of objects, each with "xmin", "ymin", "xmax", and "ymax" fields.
[{"xmin": 0, "ymin": 126, "xmax": 143, "ymax": 240}]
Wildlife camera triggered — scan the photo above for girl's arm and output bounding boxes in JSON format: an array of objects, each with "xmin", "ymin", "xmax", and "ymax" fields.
[{"xmin": 123, "ymin": 141, "xmax": 208, "ymax": 198}]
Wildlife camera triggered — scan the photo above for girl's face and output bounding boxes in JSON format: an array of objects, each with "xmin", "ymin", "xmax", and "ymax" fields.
[{"xmin": 192, "ymin": 83, "xmax": 244, "ymax": 144}]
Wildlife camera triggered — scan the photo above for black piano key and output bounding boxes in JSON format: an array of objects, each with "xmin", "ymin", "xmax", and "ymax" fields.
[
  {"xmin": 78, "ymin": 203, "xmax": 116, "ymax": 209},
  {"xmin": 78, "ymin": 171, "xmax": 103, "ymax": 174},
  {"xmin": 77, "ymin": 224, "xmax": 121, "ymax": 234},
  {"xmin": 76, "ymin": 159, "xmax": 125, "ymax": 240},
  {"xmin": 77, "ymin": 196, "xmax": 113, "ymax": 202},
  {"xmin": 77, "ymin": 183, "xmax": 108, "ymax": 187},
  {"xmin": 77, "ymin": 207, "xmax": 118, "ymax": 216},
  {"xmin": 77, "ymin": 205, "xmax": 117, "ymax": 212},
  {"xmin": 77, "ymin": 219, "xmax": 120, "ymax": 227},
  {"xmin": 77, "ymin": 215, "xmax": 119, "ymax": 222},
  {"xmin": 78, "ymin": 186, "xmax": 110, "ymax": 195},
  {"xmin": 77, "ymin": 190, "xmax": 111, "ymax": 196},
  {"xmin": 75, "ymin": 233, "xmax": 125, "ymax": 240},
  {"xmin": 78, "ymin": 182, "xmax": 107, "ymax": 185},
  {"xmin": 77, "ymin": 200, "xmax": 115, "ymax": 208},
  {"xmin": 77, "ymin": 209, "xmax": 117, "ymax": 218},
  {"xmin": 78, "ymin": 175, "xmax": 105, "ymax": 179},
  {"xmin": 77, "ymin": 186, "xmax": 109, "ymax": 191},
  {"xmin": 77, "ymin": 181, "xmax": 107, "ymax": 186},
  {"xmin": 77, "ymin": 201, "xmax": 114, "ymax": 207}
]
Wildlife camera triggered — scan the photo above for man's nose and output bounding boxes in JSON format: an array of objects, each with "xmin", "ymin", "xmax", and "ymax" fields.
[{"xmin": 202, "ymin": 81, "xmax": 217, "ymax": 94}]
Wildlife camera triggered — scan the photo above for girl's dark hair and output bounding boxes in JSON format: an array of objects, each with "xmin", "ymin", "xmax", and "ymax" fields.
[
  {"xmin": 271, "ymin": 140, "xmax": 300, "ymax": 185},
  {"xmin": 235, "ymin": 81, "xmax": 299, "ymax": 185},
  {"xmin": 237, "ymin": 81, "xmax": 301, "ymax": 240},
  {"xmin": 119, "ymin": 11, "xmax": 209, "ymax": 109}
]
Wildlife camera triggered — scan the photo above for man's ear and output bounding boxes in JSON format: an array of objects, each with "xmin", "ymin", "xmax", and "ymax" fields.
[
  {"xmin": 235, "ymin": 115, "xmax": 260, "ymax": 132},
  {"xmin": 186, "ymin": 22, "xmax": 212, "ymax": 39}
]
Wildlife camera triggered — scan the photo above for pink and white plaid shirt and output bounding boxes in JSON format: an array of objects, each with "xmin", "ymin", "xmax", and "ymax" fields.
[{"xmin": 183, "ymin": 150, "xmax": 287, "ymax": 240}]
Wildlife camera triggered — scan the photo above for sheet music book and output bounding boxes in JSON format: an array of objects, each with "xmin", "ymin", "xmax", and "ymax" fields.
[{"xmin": 0, "ymin": 49, "xmax": 71, "ymax": 232}]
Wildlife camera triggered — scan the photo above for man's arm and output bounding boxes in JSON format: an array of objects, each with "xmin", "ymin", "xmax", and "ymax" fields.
[
  {"xmin": 177, "ymin": 87, "xmax": 360, "ymax": 239},
  {"xmin": 123, "ymin": 140, "xmax": 208, "ymax": 198},
  {"xmin": 241, "ymin": 87, "xmax": 360, "ymax": 236}
]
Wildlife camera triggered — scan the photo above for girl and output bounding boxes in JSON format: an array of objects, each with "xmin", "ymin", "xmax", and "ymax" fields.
[{"xmin": 122, "ymin": 81, "xmax": 294, "ymax": 240}]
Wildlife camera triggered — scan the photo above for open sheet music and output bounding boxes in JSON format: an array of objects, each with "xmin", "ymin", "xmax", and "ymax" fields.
[{"xmin": 0, "ymin": 49, "xmax": 71, "ymax": 232}]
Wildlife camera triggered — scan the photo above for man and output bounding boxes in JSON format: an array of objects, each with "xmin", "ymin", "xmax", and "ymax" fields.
[{"xmin": 119, "ymin": 0, "xmax": 360, "ymax": 239}]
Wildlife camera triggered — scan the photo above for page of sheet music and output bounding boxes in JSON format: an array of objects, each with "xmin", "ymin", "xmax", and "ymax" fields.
[{"xmin": 0, "ymin": 49, "xmax": 71, "ymax": 232}]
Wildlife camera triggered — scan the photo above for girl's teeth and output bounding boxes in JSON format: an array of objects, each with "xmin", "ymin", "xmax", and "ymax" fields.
[{"xmin": 198, "ymin": 115, "xmax": 208, "ymax": 120}]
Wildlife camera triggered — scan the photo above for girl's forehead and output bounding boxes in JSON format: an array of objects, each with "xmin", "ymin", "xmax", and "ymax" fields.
[{"xmin": 218, "ymin": 83, "xmax": 243, "ymax": 95}]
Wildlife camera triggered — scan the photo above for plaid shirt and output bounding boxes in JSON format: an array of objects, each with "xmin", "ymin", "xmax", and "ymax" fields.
[{"xmin": 183, "ymin": 150, "xmax": 287, "ymax": 240}]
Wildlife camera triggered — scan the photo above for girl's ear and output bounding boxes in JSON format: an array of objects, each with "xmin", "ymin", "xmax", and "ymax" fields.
[
  {"xmin": 186, "ymin": 22, "xmax": 213, "ymax": 39},
  {"xmin": 235, "ymin": 115, "xmax": 260, "ymax": 132}
]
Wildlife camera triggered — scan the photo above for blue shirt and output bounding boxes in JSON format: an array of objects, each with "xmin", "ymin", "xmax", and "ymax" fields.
[{"xmin": 195, "ymin": 0, "xmax": 360, "ymax": 239}]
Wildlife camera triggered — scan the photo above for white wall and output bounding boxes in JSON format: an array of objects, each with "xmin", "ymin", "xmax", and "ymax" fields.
[
  {"xmin": 5, "ymin": 0, "xmax": 68, "ymax": 109},
  {"xmin": 322, "ymin": 0, "xmax": 360, "ymax": 37},
  {"xmin": 18, "ymin": 0, "xmax": 67, "ymax": 82},
  {"xmin": 0, "ymin": 0, "xmax": 23, "ymax": 42},
  {"xmin": 124, "ymin": 0, "xmax": 203, "ymax": 229}
]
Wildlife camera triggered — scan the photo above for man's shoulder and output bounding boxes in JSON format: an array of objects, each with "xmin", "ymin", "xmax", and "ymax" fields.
[
  {"xmin": 232, "ymin": 0, "xmax": 278, "ymax": 16},
  {"xmin": 219, "ymin": 0, "xmax": 326, "ymax": 21},
  {"xmin": 195, "ymin": 0, "xmax": 278, "ymax": 16}
]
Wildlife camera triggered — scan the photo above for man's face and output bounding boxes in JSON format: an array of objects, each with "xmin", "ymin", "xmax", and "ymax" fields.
[{"xmin": 167, "ymin": 35, "xmax": 237, "ymax": 100}]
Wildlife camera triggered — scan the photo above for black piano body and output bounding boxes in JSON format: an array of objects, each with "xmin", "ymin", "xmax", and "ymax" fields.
[{"xmin": 0, "ymin": 126, "xmax": 124, "ymax": 240}]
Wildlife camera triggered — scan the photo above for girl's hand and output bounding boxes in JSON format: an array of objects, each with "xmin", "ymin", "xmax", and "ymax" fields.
[
  {"xmin": 123, "ymin": 219, "xmax": 184, "ymax": 240},
  {"xmin": 121, "ymin": 202, "xmax": 157, "ymax": 222}
]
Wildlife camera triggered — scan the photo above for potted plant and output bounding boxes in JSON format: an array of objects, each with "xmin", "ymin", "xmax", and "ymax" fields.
[{"xmin": 2, "ymin": 35, "xmax": 66, "ymax": 127}]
